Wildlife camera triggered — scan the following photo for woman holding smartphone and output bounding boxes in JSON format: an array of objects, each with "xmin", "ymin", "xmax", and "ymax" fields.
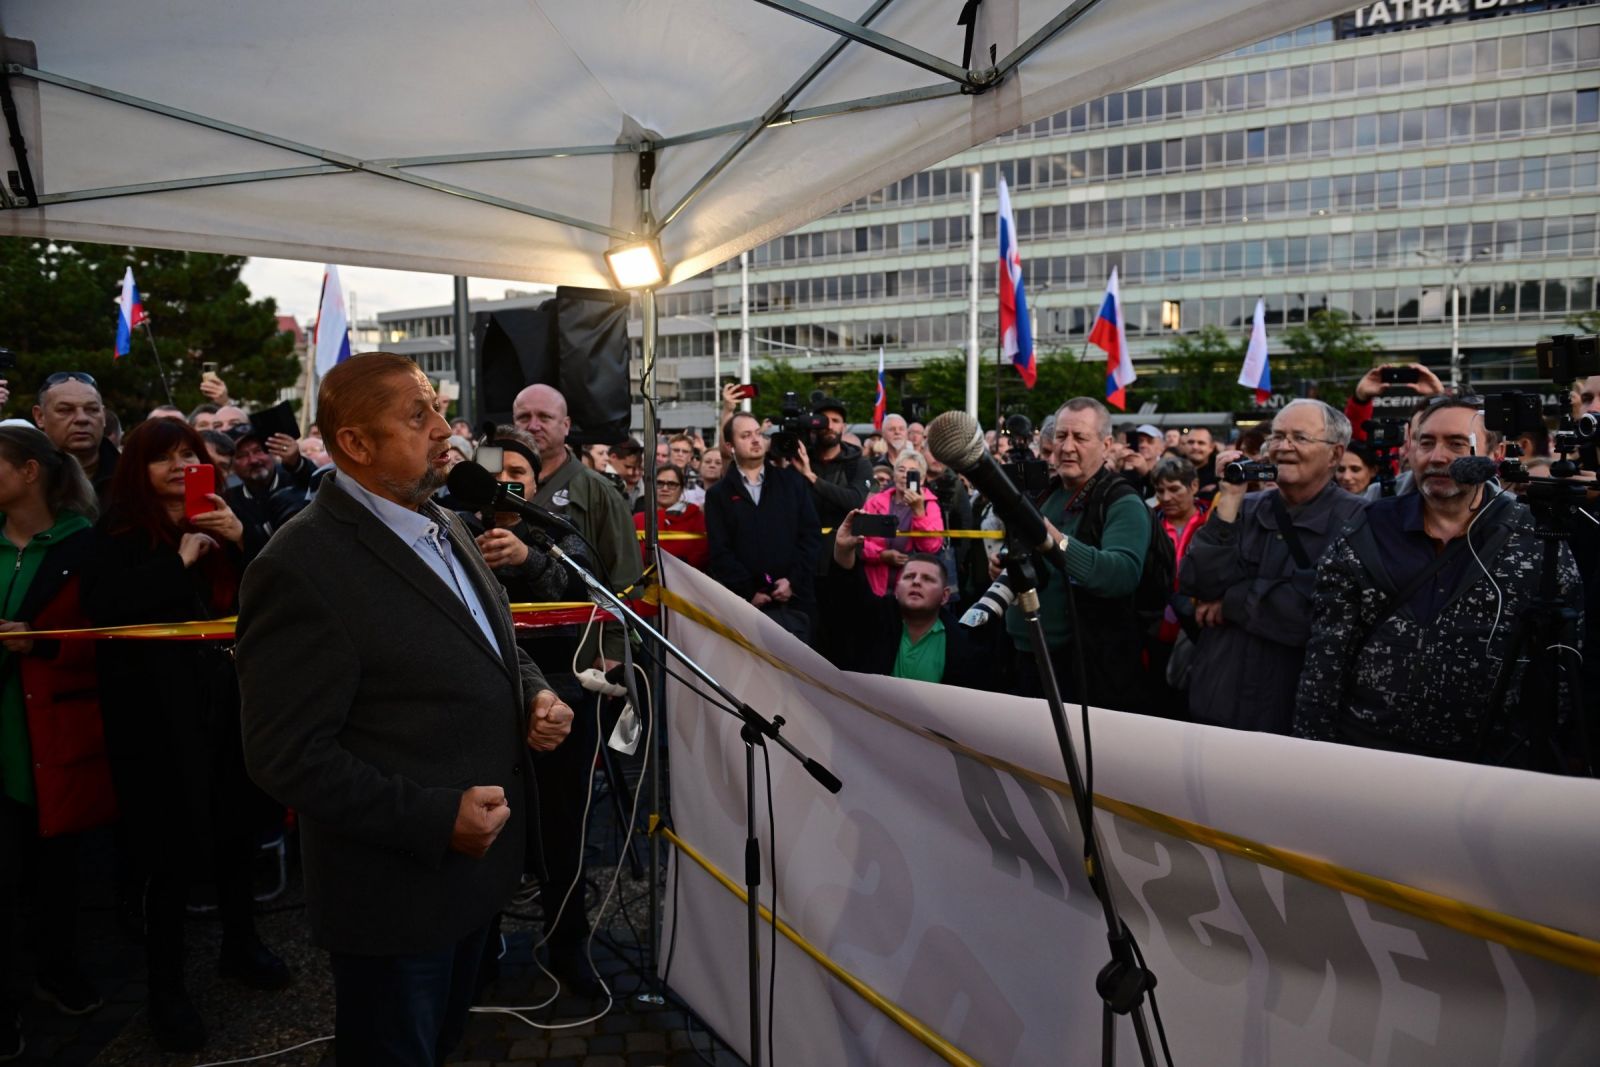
[
  {"xmin": 0, "ymin": 426, "xmax": 113, "ymax": 1051},
  {"xmin": 84, "ymin": 418, "xmax": 286, "ymax": 1053},
  {"xmin": 858, "ymin": 449, "xmax": 944, "ymax": 598}
]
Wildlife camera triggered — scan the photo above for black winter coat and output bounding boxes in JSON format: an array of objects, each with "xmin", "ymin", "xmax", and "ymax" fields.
[{"xmin": 704, "ymin": 464, "xmax": 821, "ymax": 609}]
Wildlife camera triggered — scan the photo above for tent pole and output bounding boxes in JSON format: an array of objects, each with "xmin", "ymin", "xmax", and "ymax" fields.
[
  {"xmin": 641, "ymin": 285, "xmax": 664, "ymax": 985},
  {"xmin": 452, "ymin": 276, "xmax": 472, "ymax": 424},
  {"xmin": 740, "ymin": 252, "xmax": 752, "ymax": 413},
  {"xmin": 966, "ymin": 166, "xmax": 981, "ymax": 418}
]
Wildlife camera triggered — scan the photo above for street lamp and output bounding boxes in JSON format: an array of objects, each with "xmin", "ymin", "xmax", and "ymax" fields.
[{"xmin": 1416, "ymin": 248, "xmax": 1491, "ymax": 392}]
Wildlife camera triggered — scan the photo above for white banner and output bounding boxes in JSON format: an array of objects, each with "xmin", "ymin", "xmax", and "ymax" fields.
[{"xmin": 655, "ymin": 557, "xmax": 1600, "ymax": 1066}]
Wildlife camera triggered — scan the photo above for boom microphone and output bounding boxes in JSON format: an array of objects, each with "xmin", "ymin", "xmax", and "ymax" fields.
[
  {"xmin": 926, "ymin": 411, "xmax": 1068, "ymax": 573},
  {"xmin": 446, "ymin": 460, "xmax": 585, "ymax": 540},
  {"xmin": 1448, "ymin": 455, "xmax": 1500, "ymax": 485}
]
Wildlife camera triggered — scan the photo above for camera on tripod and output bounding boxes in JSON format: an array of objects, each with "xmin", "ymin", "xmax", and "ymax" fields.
[
  {"xmin": 999, "ymin": 414, "xmax": 1051, "ymax": 495},
  {"xmin": 769, "ymin": 390, "xmax": 829, "ymax": 462},
  {"xmin": 1484, "ymin": 333, "xmax": 1599, "ymax": 484},
  {"xmin": 1222, "ymin": 460, "xmax": 1277, "ymax": 485},
  {"xmin": 1361, "ymin": 418, "xmax": 1407, "ymax": 496}
]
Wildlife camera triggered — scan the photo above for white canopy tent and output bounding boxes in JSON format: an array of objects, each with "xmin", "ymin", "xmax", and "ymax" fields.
[{"xmin": 1, "ymin": 0, "xmax": 1348, "ymax": 290}]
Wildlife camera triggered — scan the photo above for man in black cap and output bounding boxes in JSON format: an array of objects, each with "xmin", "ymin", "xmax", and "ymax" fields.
[
  {"xmin": 780, "ymin": 395, "xmax": 875, "ymax": 545},
  {"xmin": 225, "ymin": 423, "xmax": 314, "ymax": 537}
]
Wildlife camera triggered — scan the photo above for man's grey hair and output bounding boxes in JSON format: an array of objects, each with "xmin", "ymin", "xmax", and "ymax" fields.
[
  {"xmin": 882, "ymin": 413, "xmax": 907, "ymax": 430},
  {"xmin": 1056, "ymin": 397, "xmax": 1112, "ymax": 439},
  {"xmin": 1274, "ymin": 398, "xmax": 1351, "ymax": 447}
]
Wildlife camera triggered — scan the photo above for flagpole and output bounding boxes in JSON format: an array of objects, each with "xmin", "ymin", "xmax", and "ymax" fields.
[
  {"xmin": 966, "ymin": 166, "xmax": 981, "ymax": 419},
  {"xmin": 139, "ymin": 319, "xmax": 177, "ymax": 408}
]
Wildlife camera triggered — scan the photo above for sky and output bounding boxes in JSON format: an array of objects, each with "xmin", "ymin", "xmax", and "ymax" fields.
[{"xmin": 239, "ymin": 258, "xmax": 550, "ymax": 324}]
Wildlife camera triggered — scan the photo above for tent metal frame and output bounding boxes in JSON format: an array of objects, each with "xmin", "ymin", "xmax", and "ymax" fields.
[{"xmin": 0, "ymin": 0, "xmax": 1102, "ymax": 253}]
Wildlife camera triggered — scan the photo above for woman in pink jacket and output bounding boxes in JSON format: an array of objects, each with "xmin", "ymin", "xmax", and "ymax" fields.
[{"xmin": 859, "ymin": 449, "xmax": 944, "ymax": 597}]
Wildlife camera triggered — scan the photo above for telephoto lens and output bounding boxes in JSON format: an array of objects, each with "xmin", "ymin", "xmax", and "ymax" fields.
[{"xmin": 1223, "ymin": 460, "xmax": 1278, "ymax": 485}]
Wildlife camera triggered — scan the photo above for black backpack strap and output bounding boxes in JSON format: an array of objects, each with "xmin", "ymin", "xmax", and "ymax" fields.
[{"xmin": 1269, "ymin": 490, "xmax": 1313, "ymax": 570}]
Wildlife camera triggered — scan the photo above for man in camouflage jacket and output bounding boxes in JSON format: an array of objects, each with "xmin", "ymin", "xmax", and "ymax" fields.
[{"xmin": 1292, "ymin": 401, "xmax": 1585, "ymax": 767}]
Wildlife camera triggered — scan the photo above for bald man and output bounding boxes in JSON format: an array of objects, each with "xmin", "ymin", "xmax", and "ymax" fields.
[{"xmin": 507, "ymin": 382, "xmax": 641, "ymax": 992}]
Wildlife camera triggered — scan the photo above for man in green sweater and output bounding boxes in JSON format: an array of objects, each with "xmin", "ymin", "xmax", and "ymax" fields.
[{"xmin": 1003, "ymin": 397, "xmax": 1151, "ymax": 711}]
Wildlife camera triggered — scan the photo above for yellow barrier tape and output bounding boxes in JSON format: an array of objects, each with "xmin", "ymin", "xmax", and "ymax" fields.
[
  {"xmin": 13, "ymin": 602, "xmax": 615, "ymax": 641},
  {"xmin": 639, "ymin": 529, "xmax": 1002, "ymax": 540},
  {"xmin": 651, "ymin": 585, "xmax": 1600, "ymax": 977},
  {"xmin": 657, "ymin": 824, "xmax": 981, "ymax": 1067}
]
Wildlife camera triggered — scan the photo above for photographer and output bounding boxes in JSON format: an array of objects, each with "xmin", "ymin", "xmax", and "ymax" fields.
[
  {"xmin": 778, "ymin": 394, "xmax": 874, "ymax": 553},
  {"xmin": 1178, "ymin": 399, "xmax": 1365, "ymax": 734},
  {"xmin": 1293, "ymin": 400, "xmax": 1585, "ymax": 768}
]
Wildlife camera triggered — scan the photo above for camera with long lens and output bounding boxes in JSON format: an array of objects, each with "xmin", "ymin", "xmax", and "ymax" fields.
[
  {"xmin": 769, "ymin": 390, "xmax": 830, "ymax": 462},
  {"xmin": 1000, "ymin": 414, "xmax": 1051, "ymax": 495},
  {"xmin": 1223, "ymin": 460, "xmax": 1277, "ymax": 485}
]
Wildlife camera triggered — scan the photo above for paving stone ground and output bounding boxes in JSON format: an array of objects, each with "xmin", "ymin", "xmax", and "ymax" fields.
[{"xmin": 7, "ymin": 786, "xmax": 747, "ymax": 1066}]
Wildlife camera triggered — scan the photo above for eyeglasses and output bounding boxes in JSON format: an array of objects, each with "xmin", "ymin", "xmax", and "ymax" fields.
[
  {"xmin": 655, "ymin": 479, "xmax": 682, "ymax": 488},
  {"xmin": 1265, "ymin": 431, "xmax": 1336, "ymax": 448},
  {"xmin": 42, "ymin": 371, "xmax": 98, "ymax": 389}
]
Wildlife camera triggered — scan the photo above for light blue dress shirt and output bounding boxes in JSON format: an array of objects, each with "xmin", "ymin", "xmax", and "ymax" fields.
[{"xmin": 335, "ymin": 472, "xmax": 501, "ymax": 653}]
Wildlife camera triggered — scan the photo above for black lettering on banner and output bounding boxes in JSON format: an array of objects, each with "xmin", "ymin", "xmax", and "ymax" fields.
[
  {"xmin": 799, "ymin": 810, "xmax": 915, "ymax": 957},
  {"xmin": 889, "ymin": 925, "xmax": 1025, "ymax": 1066},
  {"xmin": 1374, "ymin": 902, "xmax": 1509, "ymax": 1065},
  {"xmin": 1105, "ymin": 817, "xmax": 1251, "ymax": 986},
  {"xmin": 1219, "ymin": 851, "xmax": 1383, "ymax": 1063},
  {"xmin": 950, "ymin": 751, "xmax": 1069, "ymax": 899}
]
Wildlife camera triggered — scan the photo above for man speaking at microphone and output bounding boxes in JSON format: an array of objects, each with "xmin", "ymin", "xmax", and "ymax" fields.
[
  {"xmin": 1293, "ymin": 399, "xmax": 1584, "ymax": 766},
  {"xmin": 236, "ymin": 354, "xmax": 574, "ymax": 1066}
]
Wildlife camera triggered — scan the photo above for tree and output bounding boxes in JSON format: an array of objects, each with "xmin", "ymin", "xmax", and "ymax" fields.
[
  {"xmin": 0, "ymin": 238, "xmax": 297, "ymax": 423},
  {"xmin": 1564, "ymin": 309, "xmax": 1600, "ymax": 337},
  {"xmin": 743, "ymin": 360, "xmax": 819, "ymax": 424},
  {"xmin": 1278, "ymin": 308, "xmax": 1380, "ymax": 406},
  {"xmin": 1147, "ymin": 326, "xmax": 1247, "ymax": 413}
]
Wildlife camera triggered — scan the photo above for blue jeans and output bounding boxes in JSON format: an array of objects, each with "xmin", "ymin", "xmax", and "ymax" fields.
[{"xmin": 330, "ymin": 924, "xmax": 491, "ymax": 1066}]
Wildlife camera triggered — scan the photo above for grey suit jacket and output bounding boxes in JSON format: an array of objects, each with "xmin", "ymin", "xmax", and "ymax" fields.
[{"xmin": 237, "ymin": 472, "xmax": 548, "ymax": 956}]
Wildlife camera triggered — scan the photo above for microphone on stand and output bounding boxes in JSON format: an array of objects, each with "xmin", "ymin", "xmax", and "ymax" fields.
[
  {"xmin": 1448, "ymin": 455, "xmax": 1500, "ymax": 486},
  {"xmin": 925, "ymin": 410, "xmax": 1068, "ymax": 573},
  {"xmin": 447, "ymin": 460, "xmax": 585, "ymax": 542}
]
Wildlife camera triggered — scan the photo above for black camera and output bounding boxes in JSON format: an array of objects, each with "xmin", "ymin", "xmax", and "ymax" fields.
[
  {"xmin": 1535, "ymin": 334, "xmax": 1599, "ymax": 386},
  {"xmin": 1482, "ymin": 392, "xmax": 1547, "ymax": 438},
  {"xmin": 769, "ymin": 390, "xmax": 829, "ymax": 462},
  {"xmin": 1363, "ymin": 418, "xmax": 1407, "ymax": 450},
  {"xmin": 999, "ymin": 413, "xmax": 1051, "ymax": 495},
  {"xmin": 1223, "ymin": 460, "xmax": 1277, "ymax": 485}
]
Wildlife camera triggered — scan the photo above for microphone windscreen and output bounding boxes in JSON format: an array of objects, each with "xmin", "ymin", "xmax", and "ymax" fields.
[
  {"xmin": 1448, "ymin": 455, "xmax": 1499, "ymax": 485},
  {"xmin": 446, "ymin": 460, "xmax": 500, "ymax": 508},
  {"xmin": 926, "ymin": 411, "xmax": 986, "ymax": 470}
]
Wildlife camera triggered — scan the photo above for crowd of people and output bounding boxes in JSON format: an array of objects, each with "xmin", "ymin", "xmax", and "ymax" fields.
[{"xmin": 0, "ymin": 351, "xmax": 1596, "ymax": 1061}]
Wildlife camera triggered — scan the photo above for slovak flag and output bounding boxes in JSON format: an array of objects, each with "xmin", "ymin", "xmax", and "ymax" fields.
[
  {"xmin": 313, "ymin": 265, "xmax": 353, "ymax": 377},
  {"xmin": 1238, "ymin": 298, "xmax": 1272, "ymax": 405},
  {"xmin": 873, "ymin": 346, "xmax": 887, "ymax": 431},
  {"xmin": 114, "ymin": 267, "xmax": 146, "ymax": 358},
  {"xmin": 1089, "ymin": 267, "xmax": 1134, "ymax": 410},
  {"xmin": 996, "ymin": 178, "xmax": 1036, "ymax": 389}
]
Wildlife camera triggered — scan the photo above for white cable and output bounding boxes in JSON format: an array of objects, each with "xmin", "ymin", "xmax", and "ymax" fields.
[
  {"xmin": 190, "ymin": 1035, "xmax": 333, "ymax": 1067},
  {"xmin": 1546, "ymin": 644, "xmax": 1584, "ymax": 662},
  {"xmin": 1466, "ymin": 486, "xmax": 1505, "ymax": 665}
]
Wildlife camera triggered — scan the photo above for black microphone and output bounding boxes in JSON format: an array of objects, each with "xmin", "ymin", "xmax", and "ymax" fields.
[
  {"xmin": 1448, "ymin": 455, "xmax": 1500, "ymax": 486},
  {"xmin": 446, "ymin": 461, "xmax": 584, "ymax": 541},
  {"xmin": 926, "ymin": 411, "xmax": 1069, "ymax": 573}
]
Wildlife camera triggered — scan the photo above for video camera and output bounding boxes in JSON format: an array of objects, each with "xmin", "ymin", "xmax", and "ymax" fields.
[
  {"xmin": 1362, "ymin": 418, "xmax": 1407, "ymax": 496},
  {"xmin": 1222, "ymin": 460, "xmax": 1277, "ymax": 486},
  {"xmin": 999, "ymin": 413, "xmax": 1051, "ymax": 496},
  {"xmin": 1483, "ymin": 333, "xmax": 1599, "ymax": 489},
  {"xmin": 769, "ymin": 390, "xmax": 830, "ymax": 462}
]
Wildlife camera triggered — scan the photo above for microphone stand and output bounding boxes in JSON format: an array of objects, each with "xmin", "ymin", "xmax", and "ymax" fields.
[
  {"xmin": 1003, "ymin": 534, "xmax": 1165, "ymax": 1067},
  {"xmin": 522, "ymin": 524, "xmax": 842, "ymax": 1067}
]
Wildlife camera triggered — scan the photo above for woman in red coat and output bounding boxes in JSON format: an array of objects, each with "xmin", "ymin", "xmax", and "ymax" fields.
[
  {"xmin": 0, "ymin": 425, "xmax": 113, "ymax": 1046},
  {"xmin": 634, "ymin": 464, "xmax": 709, "ymax": 570}
]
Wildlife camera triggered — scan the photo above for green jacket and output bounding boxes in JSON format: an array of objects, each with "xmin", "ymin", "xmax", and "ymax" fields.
[
  {"xmin": 533, "ymin": 450, "xmax": 644, "ymax": 664},
  {"xmin": 0, "ymin": 510, "xmax": 94, "ymax": 806}
]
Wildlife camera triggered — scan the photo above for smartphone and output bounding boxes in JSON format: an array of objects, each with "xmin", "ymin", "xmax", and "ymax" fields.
[
  {"xmin": 201, "ymin": 361, "xmax": 219, "ymax": 376},
  {"xmin": 0, "ymin": 348, "xmax": 16, "ymax": 372},
  {"xmin": 183, "ymin": 464, "xmax": 216, "ymax": 519},
  {"xmin": 905, "ymin": 469, "xmax": 921, "ymax": 493},
  {"xmin": 853, "ymin": 513, "xmax": 899, "ymax": 538},
  {"xmin": 1380, "ymin": 365, "xmax": 1421, "ymax": 384},
  {"xmin": 734, "ymin": 383, "xmax": 759, "ymax": 400}
]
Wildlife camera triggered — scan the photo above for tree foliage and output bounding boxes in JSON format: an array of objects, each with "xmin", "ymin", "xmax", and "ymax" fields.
[
  {"xmin": 1148, "ymin": 326, "xmax": 1247, "ymax": 413},
  {"xmin": 0, "ymin": 238, "xmax": 297, "ymax": 423},
  {"xmin": 1277, "ymin": 308, "xmax": 1381, "ymax": 406}
]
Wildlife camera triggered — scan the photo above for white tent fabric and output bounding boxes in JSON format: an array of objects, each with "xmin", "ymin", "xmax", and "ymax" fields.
[{"xmin": 1, "ymin": 0, "xmax": 1349, "ymax": 288}]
